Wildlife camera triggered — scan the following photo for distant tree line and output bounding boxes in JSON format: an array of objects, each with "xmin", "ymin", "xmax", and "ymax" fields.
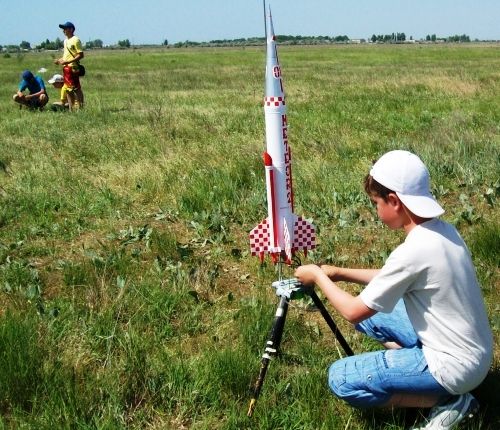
[
  {"xmin": 276, "ymin": 34, "xmax": 350, "ymax": 43},
  {"xmin": 371, "ymin": 33, "xmax": 407, "ymax": 43},
  {"xmin": 117, "ymin": 39, "xmax": 131, "ymax": 48},
  {"xmin": 86, "ymin": 39, "xmax": 104, "ymax": 49},
  {"xmin": 446, "ymin": 34, "xmax": 471, "ymax": 42},
  {"xmin": 1, "ymin": 38, "xmax": 122, "ymax": 52},
  {"xmin": 173, "ymin": 35, "xmax": 351, "ymax": 48},
  {"xmin": 0, "ymin": 33, "xmax": 484, "ymax": 53},
  {"xmin": 425, "ymin": 34, "xmax": 471, "ymax": 42},
  {"xmin": 36, "ymin": 38, "xmax": 64, "ymax": 50}
]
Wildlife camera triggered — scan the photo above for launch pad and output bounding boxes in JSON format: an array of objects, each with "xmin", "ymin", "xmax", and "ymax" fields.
[{"xmin": 247, "ymin": 277, "xmax": 354, "ymax": 417}]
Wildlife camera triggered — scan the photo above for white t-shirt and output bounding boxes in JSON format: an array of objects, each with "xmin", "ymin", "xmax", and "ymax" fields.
[{"xmin": 360, "ymin": 218, "xmax": 493, "ymax": 395}]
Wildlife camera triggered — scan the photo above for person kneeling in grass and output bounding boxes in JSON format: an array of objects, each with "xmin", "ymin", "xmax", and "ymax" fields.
[
  {"xmin": 48, "ymin": 73, "xmax": 69, "ymax": 111},
  {"xmin": 295, "ymin": 150, "xmax": 493, "ymax": 430},
  {"xmin": 13, "ymin": 70, "xmax": 48, "ymax": 110}
]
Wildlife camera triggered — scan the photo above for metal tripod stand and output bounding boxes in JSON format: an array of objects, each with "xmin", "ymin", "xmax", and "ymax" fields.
[{"xmin": 247, "ymin": 278, "xmax": 354, "ymax": 417}]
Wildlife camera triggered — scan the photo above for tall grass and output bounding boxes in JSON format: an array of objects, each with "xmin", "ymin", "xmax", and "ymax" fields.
[{"xmin": 0, "ymin": 44, "xmax": 498, "ymax": 428}]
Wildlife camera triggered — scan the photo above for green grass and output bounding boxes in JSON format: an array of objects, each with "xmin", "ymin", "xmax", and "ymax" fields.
[{"xmin": 0, "ymin": 44, "xmax": 499, "ymax": 429}]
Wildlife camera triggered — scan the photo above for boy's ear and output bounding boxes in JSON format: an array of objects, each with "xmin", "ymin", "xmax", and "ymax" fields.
[{"xmin": 387, "ymin": 192, "xmax": 401, "ymax": 207}]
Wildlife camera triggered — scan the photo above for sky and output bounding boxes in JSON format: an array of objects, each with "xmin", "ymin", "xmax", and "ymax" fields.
[{"xmin": 1, "ymin": 0, "xmax": 499, "ymax": 47}]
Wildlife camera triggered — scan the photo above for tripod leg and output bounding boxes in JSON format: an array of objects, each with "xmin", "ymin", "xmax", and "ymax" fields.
[
  {"xmin": 247, "ymin": 295, "xmax": 289, "ymax": 417},
  {"xmin": 308, "ymin": 290, "xmax": 354, "ymax": 356}
]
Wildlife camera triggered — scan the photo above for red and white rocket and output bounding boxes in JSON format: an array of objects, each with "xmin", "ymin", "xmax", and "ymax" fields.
[{"xmin": 249, "ymin": 7, "xmax": 316, "ymax": 264}]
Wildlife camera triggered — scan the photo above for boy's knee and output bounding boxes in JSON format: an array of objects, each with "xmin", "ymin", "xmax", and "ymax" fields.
[
  {"xmin": 328, "ymin": 360, "xmax": 358, "ymax": 403},
  {"xmin": 328, "ymin": 358, "xmax": 387, "ymax": 408}
]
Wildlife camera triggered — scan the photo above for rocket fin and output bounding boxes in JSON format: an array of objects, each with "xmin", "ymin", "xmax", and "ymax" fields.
[
  {"xmin": 283, "ymin": 218, "xmax": 293, "ymax": 264},
  {"xmin": 292, "ymin": 215, "xmax": 316, "ymax": 252},
  {"xmin": 250, "ymin": 218, "xmax": 272, "ymax": 256}
]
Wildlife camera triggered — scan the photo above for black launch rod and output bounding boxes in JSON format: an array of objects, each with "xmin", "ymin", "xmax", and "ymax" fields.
[
  {"xmin": 308, "ymin": 290, "xmax": 354, "ymax": 356},
  {"xmin": 247, "ymin": 294, "xmax": 289, "ymax": 417}
]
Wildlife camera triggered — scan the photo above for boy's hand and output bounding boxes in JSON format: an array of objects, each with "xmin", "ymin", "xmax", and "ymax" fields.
[
  {"xmin": 320, "ymin": 265, "xmax": 341, "ymax": 281},
  {"xmin": 294, "ymin": 264, "xmax": 322, "ymax": 286}
]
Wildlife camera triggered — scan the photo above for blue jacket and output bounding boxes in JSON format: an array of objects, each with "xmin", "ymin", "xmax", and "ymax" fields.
[{"xmin": 18, "ymin": 76, "xmax": 46, "ymax": 94}]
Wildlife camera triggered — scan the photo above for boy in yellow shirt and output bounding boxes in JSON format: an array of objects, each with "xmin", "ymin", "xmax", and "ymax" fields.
[{"xmin": 54, "ymin": 21, "xmax": 84, "ymax": 110}]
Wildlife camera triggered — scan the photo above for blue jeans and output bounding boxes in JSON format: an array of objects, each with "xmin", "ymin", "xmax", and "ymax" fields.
[{"xmin": 328, "ymin": 300, "xmax": 449, "ymax": 407}]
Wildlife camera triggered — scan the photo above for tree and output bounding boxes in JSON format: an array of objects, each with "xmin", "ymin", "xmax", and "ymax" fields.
[
  {"xmin": 118, "ymin": 39, "xmax": 131, "ymax": 48},
  {"xmin": 85, "ymin": 39, "xmax": 103, "ymax": 49},
  {"xmin": 35, "ymin": 38, "xmax": 63, "ymax": 50},
  {"xmin": 19, "ymin": 41, "xmax": 31, "ymax": 50},
  {"xmin": 163, "ymin": 39, "xmax": 169, "ymax": 46},
  {"xmin": 447, "ymin": 34, "xmax": 470, "ymax": 42},
  {"xmin": 334, "ymin": 35, "xmax": 349, "ymax": 42}
]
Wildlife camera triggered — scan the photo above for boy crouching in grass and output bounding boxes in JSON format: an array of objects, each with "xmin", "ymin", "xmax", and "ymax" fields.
[
  {"xmin": 295, "ymin": 150, "xmax": 493, "ymax": 430},
  {"xmin": 48, "ymin": 74, "xmax": 69, "ymax": 111}
]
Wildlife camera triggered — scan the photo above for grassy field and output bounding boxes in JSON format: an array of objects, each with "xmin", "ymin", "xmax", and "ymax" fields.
[{"xmin": 0, "ymin": 43, "xmax": 498, "ymax": 429}]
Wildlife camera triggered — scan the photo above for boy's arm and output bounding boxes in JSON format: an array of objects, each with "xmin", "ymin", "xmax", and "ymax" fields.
[
  {"xmin": 321, "ymin": 265, "xmax": 380, "ymax": 285},
  {"xmin": 55, "ymin": 53, "xmax": 83, "ymax": 65},
  {"xmin": 25, "ymin": 87, "xmax": 46, "ymax": 100},
  {"xmin": 71, "ymin": 51, "xmax": 84, "ymax": 62},
  {"xmin": 295, "ymin": 265, "xmax": 376, "ymax": 324},
  {"xmin": 18, "ymin": 81, "xmax": 27, "ymax": 93}
]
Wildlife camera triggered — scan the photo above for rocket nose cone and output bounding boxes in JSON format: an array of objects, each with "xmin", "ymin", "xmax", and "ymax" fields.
[{"xmin": 266, "ymin": 6, "xmax": 275, "ymax": 39}]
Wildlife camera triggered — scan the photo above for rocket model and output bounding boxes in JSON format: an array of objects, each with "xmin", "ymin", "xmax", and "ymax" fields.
[{"xmin": 249, "ymin": 7, "xmax": 315, "ymax": 264}]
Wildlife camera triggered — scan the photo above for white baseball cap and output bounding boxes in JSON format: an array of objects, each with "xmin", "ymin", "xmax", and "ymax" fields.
[
  {"xmin": 370, "ymin": 150, "xmax": 445, "ymax": 218},
  {"xmin": 48, "ymin": 74, "xmax": 64, "ymax": 84}
]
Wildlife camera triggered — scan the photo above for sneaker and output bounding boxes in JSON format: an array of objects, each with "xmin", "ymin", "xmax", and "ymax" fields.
[{"xmin": 411, "ymin": 393, "xmax": 479, "ymax": 429}]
